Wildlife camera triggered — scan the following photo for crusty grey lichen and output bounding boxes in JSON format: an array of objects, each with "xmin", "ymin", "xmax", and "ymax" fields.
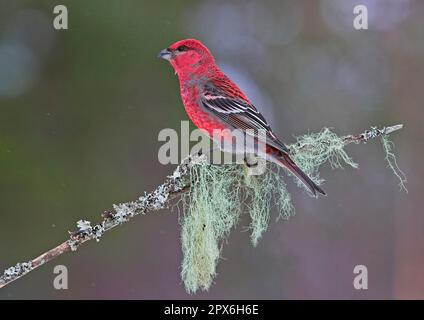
[
  {"xmin": 2, "ymin": 262, "xmax": 33, "ymax": 280},
  {"xmin": 67, "ymin": 155, "xmax": 201, "ymax": 253}
]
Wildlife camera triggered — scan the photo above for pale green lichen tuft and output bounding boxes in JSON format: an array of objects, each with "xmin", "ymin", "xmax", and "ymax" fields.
[
  {"xmin": 271, "ymin": 167, "xmax": 295, "ymax": 222},
  {"xmin": 180, "ymin": 161, "xmax": 296, "ymax": 293},
  {"xmin": 179, "ymin": 127, "xmax": 405, "ymax": 294},
  {"xmin": 180, "ymin": 163, "xmax": 244, "ymax": 294},
  {"xmin": 380, "ymin": 135, "xmax": 408, "ymax": 192},
  {"xmin": 245, "ymin": 166, "xmax": 294, "ymax": 246},
  {"xmin": 244, "ymin": 168, "xmax": 273, "ymax": 247},
  {"xmin": 289, "ymin": 128, "xmax": 358, "ymax": 190}
]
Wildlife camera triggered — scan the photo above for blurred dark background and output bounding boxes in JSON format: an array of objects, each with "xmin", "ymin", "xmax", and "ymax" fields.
[{"xmin": 0, "ymin": 0, "xmax": 423, "ymax": 299}]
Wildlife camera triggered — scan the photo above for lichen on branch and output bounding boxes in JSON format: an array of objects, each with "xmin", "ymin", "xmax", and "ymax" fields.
[
  {"xmin": 177, "ymin": 124, "xmax": 406, "ymax": 293},
  {"xmin": 0, "ymin": 124, "xmax": 405, "ymax": 292}
]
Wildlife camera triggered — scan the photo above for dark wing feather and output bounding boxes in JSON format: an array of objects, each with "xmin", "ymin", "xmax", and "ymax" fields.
[{"xmin": 201, "ymin": 91, "xmax": 290, "ymax": 154}]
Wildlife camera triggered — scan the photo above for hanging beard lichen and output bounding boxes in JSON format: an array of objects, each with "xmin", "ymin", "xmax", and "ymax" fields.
[
  {"xmin": 180, "ymin": 163, "xmax": 244, "ymax": 293},
  {"xmin": 380, "ymin": 135, "xmax": 408, "ymax": 191},
  {"xmin": 289, "ymin": 128, "xmax": 358, "ymax": 191},
  {"xmin": 179, "ymin": 127, "xmax": 406, "ymax": 294},
  {"xmin": 245, "ymin": 166, "xmax": 294, "ymax": 247}
]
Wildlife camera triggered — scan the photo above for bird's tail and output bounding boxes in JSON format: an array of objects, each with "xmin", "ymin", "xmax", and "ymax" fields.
[{"xmin": 274, "ymin": 153, "xmax": 326, "ymax": 197}]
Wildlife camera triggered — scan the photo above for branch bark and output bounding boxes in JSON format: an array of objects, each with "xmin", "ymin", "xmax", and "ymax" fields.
[{"xmin": 0, "ymin": 124, "xmax": 403, "ymax": 289}]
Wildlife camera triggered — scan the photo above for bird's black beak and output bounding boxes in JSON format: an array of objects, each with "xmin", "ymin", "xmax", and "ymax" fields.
[{"xmin": 158, "ymin": 48, "xmax": 172, "ymax": 60}]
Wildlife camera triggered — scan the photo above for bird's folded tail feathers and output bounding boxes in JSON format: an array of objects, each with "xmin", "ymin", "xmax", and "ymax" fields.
[{"xmin": 276, "ymin": 154, "xmax": 326, "ymax": 197}]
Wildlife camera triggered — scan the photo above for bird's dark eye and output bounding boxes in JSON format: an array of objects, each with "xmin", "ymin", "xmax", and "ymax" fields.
[{"xmin": 176, "ymin": 45, "xmax": 189, "ymax": 52}]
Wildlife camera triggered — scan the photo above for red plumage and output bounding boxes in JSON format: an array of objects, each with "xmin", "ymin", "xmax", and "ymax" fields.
[{"xmin": 159, "ymin": 39, "xmax": 325, "ymax": 196}]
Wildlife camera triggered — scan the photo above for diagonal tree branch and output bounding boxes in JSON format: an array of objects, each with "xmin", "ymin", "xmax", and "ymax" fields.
[{"xmin": 0, "ymin": 124, "xmax": 403, "ymax": 289}]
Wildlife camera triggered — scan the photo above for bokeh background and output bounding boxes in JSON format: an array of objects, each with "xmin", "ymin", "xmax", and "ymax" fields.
[{"xmin": 0, "ymin": 0, "xmax": 423, "ymax": 299}]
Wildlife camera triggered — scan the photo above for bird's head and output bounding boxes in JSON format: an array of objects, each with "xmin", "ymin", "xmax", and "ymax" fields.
[{"xmin": 158, "ymin": 39, "xmax": 215, "ymax": 75}]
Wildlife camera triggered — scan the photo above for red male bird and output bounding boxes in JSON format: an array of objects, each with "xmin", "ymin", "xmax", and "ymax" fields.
[{"xmin": 159, "ymin": 39, "xmax": 325, "ymax": 196}]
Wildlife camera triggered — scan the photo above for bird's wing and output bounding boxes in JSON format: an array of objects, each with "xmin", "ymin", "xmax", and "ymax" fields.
[{"xmin": 201, "ymin": 84, "xmax": 289, "ymax": 154}]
